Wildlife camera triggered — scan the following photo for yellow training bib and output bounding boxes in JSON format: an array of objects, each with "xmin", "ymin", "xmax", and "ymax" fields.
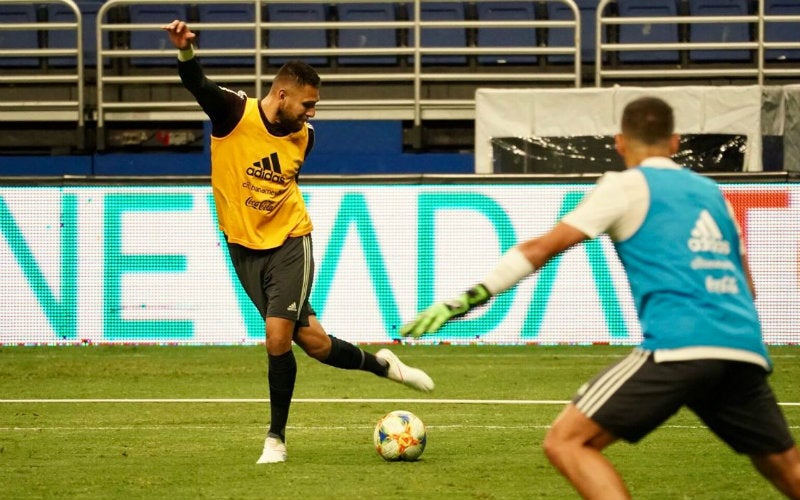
[{"xmin": 210, "ymin": 98, "xmax": 313, "ymax": 249}]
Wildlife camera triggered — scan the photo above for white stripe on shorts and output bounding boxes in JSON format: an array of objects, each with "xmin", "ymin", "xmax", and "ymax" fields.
[
  {"xmin": 298, "ymin": 235, "xmax": 312, "ymax": 321},
  {"xmin": 576, "ymin": 348, "xmax": 649, "ymax": 418}
]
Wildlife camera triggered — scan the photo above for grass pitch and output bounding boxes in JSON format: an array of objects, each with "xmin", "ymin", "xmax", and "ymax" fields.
[{"xmin": 1, "ymin": 344, "xmax": 798, "ymax": 499}]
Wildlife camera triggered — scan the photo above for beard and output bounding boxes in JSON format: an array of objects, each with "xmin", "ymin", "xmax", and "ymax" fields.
[{"xmin": 275, "ymin": 107, "xmax": 305, "ymax": 133}]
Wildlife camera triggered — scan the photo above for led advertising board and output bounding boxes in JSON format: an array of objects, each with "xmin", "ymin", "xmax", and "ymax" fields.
[{"xmin": 1, "ymin": 184, "xmax": 797, "ymax": 345}]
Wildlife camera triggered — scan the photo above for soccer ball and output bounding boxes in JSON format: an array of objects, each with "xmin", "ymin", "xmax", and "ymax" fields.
[{"xmin": 373, "ymin": 410, "xmax": 427, "ymax": 462}]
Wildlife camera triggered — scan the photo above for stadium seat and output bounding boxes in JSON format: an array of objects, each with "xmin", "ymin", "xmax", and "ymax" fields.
[
  {"xmin": 688, "ymin": 0, "xmax": 751, "ymax": 62},
  {"xmin": 0, "ymin": 4, "xmax": 40, "ymax": 68},
  {"xmin": 406, "ymin": 2, "xmax": 468, "ymax": 65},
  {"xmin": 48, "ymin": 0, "xmax": 105, "ymax": 68},
  {"xmin": 46, "ymin": 3, "xmax": 78, "ymax": 68},
  {"xmin": 197, "ymin": 3, "xmax": 256, "ymax": 66},
  {"xmin": 476, "ymin": 1, "xmax": 537, "ymax": 64},
  {"xmin": 617, "ymin": 0, "xmax": 679, "ymax": 63},
  {"xmin": 765, "ymin": 0, "xmax": 800, "ymax": 61},
  {"xmin": 266, "ymin": 3, "xmax": 328, "ymax": 66},
  {"xmin": 337, "ymin": 3, "xmax": 398, "ymax": 65},
  {"xmin": 547, "ymin": 0, "xmax": 600, "ymax": 64},
  {"xmin": 129, "ymin": 5, "xmax": 188, "ymax": 66}
]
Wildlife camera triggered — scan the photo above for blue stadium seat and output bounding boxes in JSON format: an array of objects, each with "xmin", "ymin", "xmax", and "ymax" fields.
[
  {"xmin": 765, "ymin": 0, "xmax": 800, "ymax": 61},
  {"xmin": 476, "ymin": 1, "xmax": 537, "ymax": 64},
  {"xmin": 547, "ymin": 0, "xmax": 600, "ymax": 64},
  {"xmin": 129, "ymin": 5, "xmax": 188, "ymax": 66},
  {"xmin": 0, "ymin": 4, "xmax": 40, "ymax": 68},
  {"xmin": 48, "ymin": 0, "xmax": 105, "ymax": 68},
  {"xmin": 266, "ymin": 3, "xmax": 328, "ymax": 66},
  {"xmin": 617, "ymin": 0, "xmax": 679, "ymax": 63},
  {"xmin": 407, "ymin": 2, "xmax": 467, "ymax": 65},
  {"xmin": 337, "ymin": 3, "xmax": 398, "ymax": 65},
  {"xmin": 689, "ymin": 0, "xmax": 751, "ymax": 62},
  {"xmin": 197, "ymin": 4, "xmax": 256, "ymax": 66},
  {"xmin": 46, "ymin": 3, "xmax": 78, "ymax": 67}
]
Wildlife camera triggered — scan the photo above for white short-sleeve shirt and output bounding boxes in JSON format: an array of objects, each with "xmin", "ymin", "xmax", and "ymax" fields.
[{"xmin": 561, "ymin": 157, "xmax": 743, "ymax": 253}]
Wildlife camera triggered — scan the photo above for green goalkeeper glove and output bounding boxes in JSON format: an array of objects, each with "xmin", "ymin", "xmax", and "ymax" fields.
[{"xmin": 400, "ymin": 284, "xmax": 492, "ymax": 338}]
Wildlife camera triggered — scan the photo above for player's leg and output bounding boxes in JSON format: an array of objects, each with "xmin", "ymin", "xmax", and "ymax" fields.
[
  {"xmin": 226, "ymin": 241, "xmax": 290, "ymax": 462},
  {"xmin": 263, "ymin": 315, "xmax": 297, "ymax": 454},
  {"xmin": 288, "ymin": 233, "xmax": 434, "ymax": 392},
  {"xmin": 227, "ymin": 238, "xmax": 308, "ymax": 463},
  {"xmin": 294, "ymin": 315, "xmax": 383, "ymax": 372},
  {"xmin": 689, "ymin": 361, "xmax": 800, "ymax": 498},
  {"xmin": 545, "ymin": 349, "xmax": 691, "ymax": 499},
  {"xmin": 282, "ymin": 234, "xmax": 386, "ymax": 375},
  {"xmin": 543, "ymin": 404, "xmax": 628, "ymax": 500},
  {"xmin": 750, "ymin": 447, "xmax": 800, "ymax": 499},
  {"xmin": 293, "ymin": 315, "xmax": 434, "ymax": 392},
  {"xmin": 255, "ymin": 236, "xmax": 316, "ymax": 463}
]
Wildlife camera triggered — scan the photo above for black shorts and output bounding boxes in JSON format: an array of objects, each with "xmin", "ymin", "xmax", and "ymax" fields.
[
  {"xmin": 573, "ymin": 348, "xmax": 795, "ymax": 455},
  {"xmin": 226, "ymin": 235, "xmax": 315, "ymax": 326}
]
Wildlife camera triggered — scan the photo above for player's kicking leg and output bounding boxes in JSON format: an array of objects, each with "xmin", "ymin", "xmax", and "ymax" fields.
[
  {"xmin": 295, "ymin": 315, "xmax": 434, "ymax": 393},
  {"xmin": 257, "ymin": 316, "xmax": 434, "ymax": 464}
]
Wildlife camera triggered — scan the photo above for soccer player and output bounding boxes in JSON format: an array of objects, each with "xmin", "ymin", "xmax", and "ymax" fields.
[
  {"xmin": 162, "ymin": 20, "xmax": 434, "ymax": 465},
  {"xmin": 401, "ymin": 96, "xmax": 800, "ymax": 498}
]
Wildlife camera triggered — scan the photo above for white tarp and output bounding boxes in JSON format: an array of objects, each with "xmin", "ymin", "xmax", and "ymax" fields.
[
  {"xmin": 475, "ymin": 86, "xmax": 764, "ymax": 173},
  {"xmin": 781, "ymin": 84, "xmax": 800, "ymax": 172}
]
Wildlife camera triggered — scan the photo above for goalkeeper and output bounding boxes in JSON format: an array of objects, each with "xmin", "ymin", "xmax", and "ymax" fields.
[{"xmin": 401, "ymin": 96, "xmax": 800, "ymax": 499}]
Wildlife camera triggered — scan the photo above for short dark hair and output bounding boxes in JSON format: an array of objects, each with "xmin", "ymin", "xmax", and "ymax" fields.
[
  {"xmin": 621, "ymin": 96, "xmax": 674, "ymax": 145},
  {"xmin": 274, "ymin": 60, "xmax": 320, "ymax": 88}
]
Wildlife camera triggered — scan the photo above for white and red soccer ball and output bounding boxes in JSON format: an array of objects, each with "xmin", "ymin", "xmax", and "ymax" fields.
[{"xmin": 373, "ymin": 410, "xmax": 427, "ymax": 462}]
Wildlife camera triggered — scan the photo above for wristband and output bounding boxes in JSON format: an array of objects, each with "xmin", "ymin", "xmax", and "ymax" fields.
[
  {"xmin": 464, "ymin": 284, "xmax": 491, "ymax": 308},
  {"xmin": 481, "ymin": 247, "xmax": 535, "ymax": 295},
  {"xmin": 178, "ymin": 45, "xmax": 195, "ymax": 62}
]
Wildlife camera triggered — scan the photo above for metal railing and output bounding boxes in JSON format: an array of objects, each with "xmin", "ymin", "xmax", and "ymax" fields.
[
  {"xmin": 596, "ymin": 0, "xmax": 800, "ymax": 86},
  {"xmin": 759, "ymin": 2, "xmax": 800, "ymax": 80},
  {"xmin": 95, "ymin": 0, "xmax": 581, "ymax": 134},
  {"xmin": 0, "ymin": 0, "xmax": 84, "ymax": 126},
  {"xmin": 1, "ymin": 0, "xmax": 798, "ymax": 148}
]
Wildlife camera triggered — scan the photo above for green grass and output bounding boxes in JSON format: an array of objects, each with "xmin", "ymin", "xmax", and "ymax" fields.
[{"xmin": 1, "ymin": 345, "xmax": 798, "ymax": 499}]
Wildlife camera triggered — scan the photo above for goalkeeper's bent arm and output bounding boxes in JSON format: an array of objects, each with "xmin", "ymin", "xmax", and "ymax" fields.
[{"xmin": 400, "ymin": 223, "xmax": 589, "ymax": 337}]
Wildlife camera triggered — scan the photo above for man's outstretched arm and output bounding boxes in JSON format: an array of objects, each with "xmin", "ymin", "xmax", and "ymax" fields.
[
  {"xmin": 400, "ymin": 222, "xmax": 589, "ymax": 338},
  {"xmin": 162, "ymin": 20, "xmax": 245, "ymax": 137}
]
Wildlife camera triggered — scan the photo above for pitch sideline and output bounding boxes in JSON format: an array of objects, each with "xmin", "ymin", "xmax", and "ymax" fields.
[
  {"xmin": 0, "ymin": 397, "xmax": 569, "ymax": 404},
  {"xmin": 1, "ymin": 398, "xmax": 798, "ymax": 406}
]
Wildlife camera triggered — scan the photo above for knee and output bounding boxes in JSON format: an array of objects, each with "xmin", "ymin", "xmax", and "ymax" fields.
[
  {"xmin": 542, "ymin": 427, "xmax": 567, "ymax": 467},
  {"xmin": 753, "ymin": 446, "xmax": 800, "ymax": 498},
  {"xmin": 542, "ymin": 421, "xmax": 592, "ymax": 470},
  {"xmin": 266, "ymin": 332, "xmax": 293, "ymax": 356},
  {"xmin": 266, "ymin": 318, "xmax": 297, "ymax": 355},
  {"xmin": 266, "ymin": 340, "xmax": 292, "ymax": 357}
]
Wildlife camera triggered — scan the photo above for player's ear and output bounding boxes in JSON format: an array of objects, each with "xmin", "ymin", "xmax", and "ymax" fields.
[
  {"xmin": 614, "ymin": 133, "xmax": 625, "ymax": 156},
  {"xmin": 669, "ymin": 134, "xmax": 680, "ymax": 155}
]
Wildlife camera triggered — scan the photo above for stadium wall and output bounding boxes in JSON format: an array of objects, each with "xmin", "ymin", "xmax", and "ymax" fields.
[
  {"xmin": 0, "ymin": 120, "xmax": 474, "ymax": 176},
  {"xmin": 1, "ymin": 179, "xmax": 798, "ymax": 346}
]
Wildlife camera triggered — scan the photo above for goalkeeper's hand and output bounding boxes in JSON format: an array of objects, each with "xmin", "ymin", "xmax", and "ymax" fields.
[{"xmin": 400, "ymin": 284, "xmax": 491, "ymax": 338}]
